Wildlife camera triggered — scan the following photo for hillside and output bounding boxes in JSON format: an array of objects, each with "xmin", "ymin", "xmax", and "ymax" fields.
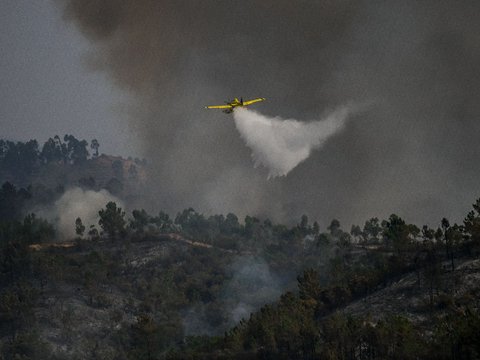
[
  {"xmin": 0, "ymin": 137, "xmax": 147, "ymax": 203},
  {"xmin": 1, "ymin": 208, "xmax": 479, "ymax": 359},
  {"xmin": 8, "ymin": 230, "xmax": 478, "ymax": 360},
  {"xmin": 343, "ymin": 257, "xmax": 480, "ymax": 325},
  {"xmin": 1, "ymin": 137, "xmax": 480, "ymax": 359}
]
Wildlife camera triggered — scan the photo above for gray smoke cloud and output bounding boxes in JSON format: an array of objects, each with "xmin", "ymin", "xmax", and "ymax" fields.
[
  {"xmin": 60, "ymin": 0, "xmax": 480, "ymax": 227},
  {"xmin": 182, "ymin": 255, "xmax": 285, "ymax": 335},
  {"xmin": 37, "ymin": 187, "xmax": 123, "ymax": 239},
  {"xmin": 224, "ymin": 256, "xmax": 284, "ymax": 324},
  {"xmin": 234, "ymin": 107, "xmax": 350, "ymax": 178}
]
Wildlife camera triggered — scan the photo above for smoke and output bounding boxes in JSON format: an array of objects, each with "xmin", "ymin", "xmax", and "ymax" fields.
[
  {"xmin": 223, "ymin": 256, "xmax": 284, "ymax": 324},
  {"xmin": 61, "ymin": 0, "xmax": 480, "ymax": 227},
  {"xmin": 37, "ymin": 187, "xmax": 123, "ymax": 239},
  {"xmin": 233, "ymin": 107, "xmax": 350, "ymax": 178},
  {"xmin": 182, "ymin": 256, "xmax": 286, "ymax": 335}
]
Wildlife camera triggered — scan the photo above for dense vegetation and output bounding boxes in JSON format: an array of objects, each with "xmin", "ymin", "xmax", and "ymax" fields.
[
  {"xmin": 0, "ymin": 135, "xmax": 94, "ymax": 183},
  {"xmin": 1, "ymin": 137, "xmax": 480, "ymax": 359},
  {"xmin": 0, "ymin": 136, "xmax": 146, "ymax": 194},
  {"xmin": 170, "ymin": 206, "xmax": 480, "ymax": 359}
]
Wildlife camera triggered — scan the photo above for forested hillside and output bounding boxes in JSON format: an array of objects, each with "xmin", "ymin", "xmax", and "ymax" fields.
[
  {"xmin": 1, "ymin": 138, "xmax": 480, "ymax": 359},
  {"xmin": 0, "ymin": 136, "xmax": 146, "ymax": 195}
]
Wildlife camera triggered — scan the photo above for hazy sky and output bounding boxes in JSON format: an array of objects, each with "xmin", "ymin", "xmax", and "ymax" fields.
[
  {"xmin": 0, "ymin": 0, "xmax": 138, "ymax": 157},
  {"xmin": 2, "ymin": 0, "xmax": 480, "ymax": 228}
]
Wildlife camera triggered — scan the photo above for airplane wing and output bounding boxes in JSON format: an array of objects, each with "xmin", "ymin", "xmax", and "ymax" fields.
[
  {"xmin": 242, "ymin": 98, "xmax": 266, "ymax": 106},
  {"xmin": 205, "ymin": 105, "xmax": 232, "ymax": 109}
]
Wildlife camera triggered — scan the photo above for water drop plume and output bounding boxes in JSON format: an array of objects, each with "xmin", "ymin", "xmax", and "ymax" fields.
[{"xmin": 233, "ymin": 107, "xmax": 351, "ymax": 178}]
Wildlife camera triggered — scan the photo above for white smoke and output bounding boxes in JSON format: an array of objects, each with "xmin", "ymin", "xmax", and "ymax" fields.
[
  {"xmin": 181, "ymin": 256, "xmax": 285, "ymax": 335},
  {"xmin": 37, "ymin": 187, "xmax": 123, "ymax": 239},
  {"xmin": 223, "ymin": 256, "xmax": 283, "ymax": 324},
  {"xmin": 233, "ymin": 107, "xmax": 351, "ymax": 178}
]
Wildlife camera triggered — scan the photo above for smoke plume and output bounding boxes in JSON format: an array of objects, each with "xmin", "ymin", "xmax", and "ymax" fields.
[
  {"xmin": 234, "ymin": 107, "xmax": 350, "ymax": 178},
  {"xmin": 223, "ymin": 256, "xmax": 284, "ymax": 324},
  {"xmin": 182, "ymin": 255, "xmax": 286, "ymax": 335},
  {"xmin": 38, "ymin": 187, "xmax": 123, "ymax": 239},
  {"xmin": 62, "ymin": 0, "xmax": 480, "ymax": 227}
]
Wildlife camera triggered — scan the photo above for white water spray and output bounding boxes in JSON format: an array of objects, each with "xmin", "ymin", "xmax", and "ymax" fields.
[{"xmin": 233, "ymin": 107, "xmax": 351, "ymax": 178}]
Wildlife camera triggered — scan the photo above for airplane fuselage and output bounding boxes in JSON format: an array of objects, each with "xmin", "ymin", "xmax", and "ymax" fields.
[
  {"xmin": 205, "ymin": 97, "xmax": 265, "ymax": 114},
  {"xmin": 223, "ymin": 98, "xmax": 243, "ymax": 113}
]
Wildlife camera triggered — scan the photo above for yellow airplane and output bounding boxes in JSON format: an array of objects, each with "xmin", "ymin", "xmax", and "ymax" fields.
[{"xmin": 205, "ymin": 97, "xmax": 266, "ymax": 113}]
